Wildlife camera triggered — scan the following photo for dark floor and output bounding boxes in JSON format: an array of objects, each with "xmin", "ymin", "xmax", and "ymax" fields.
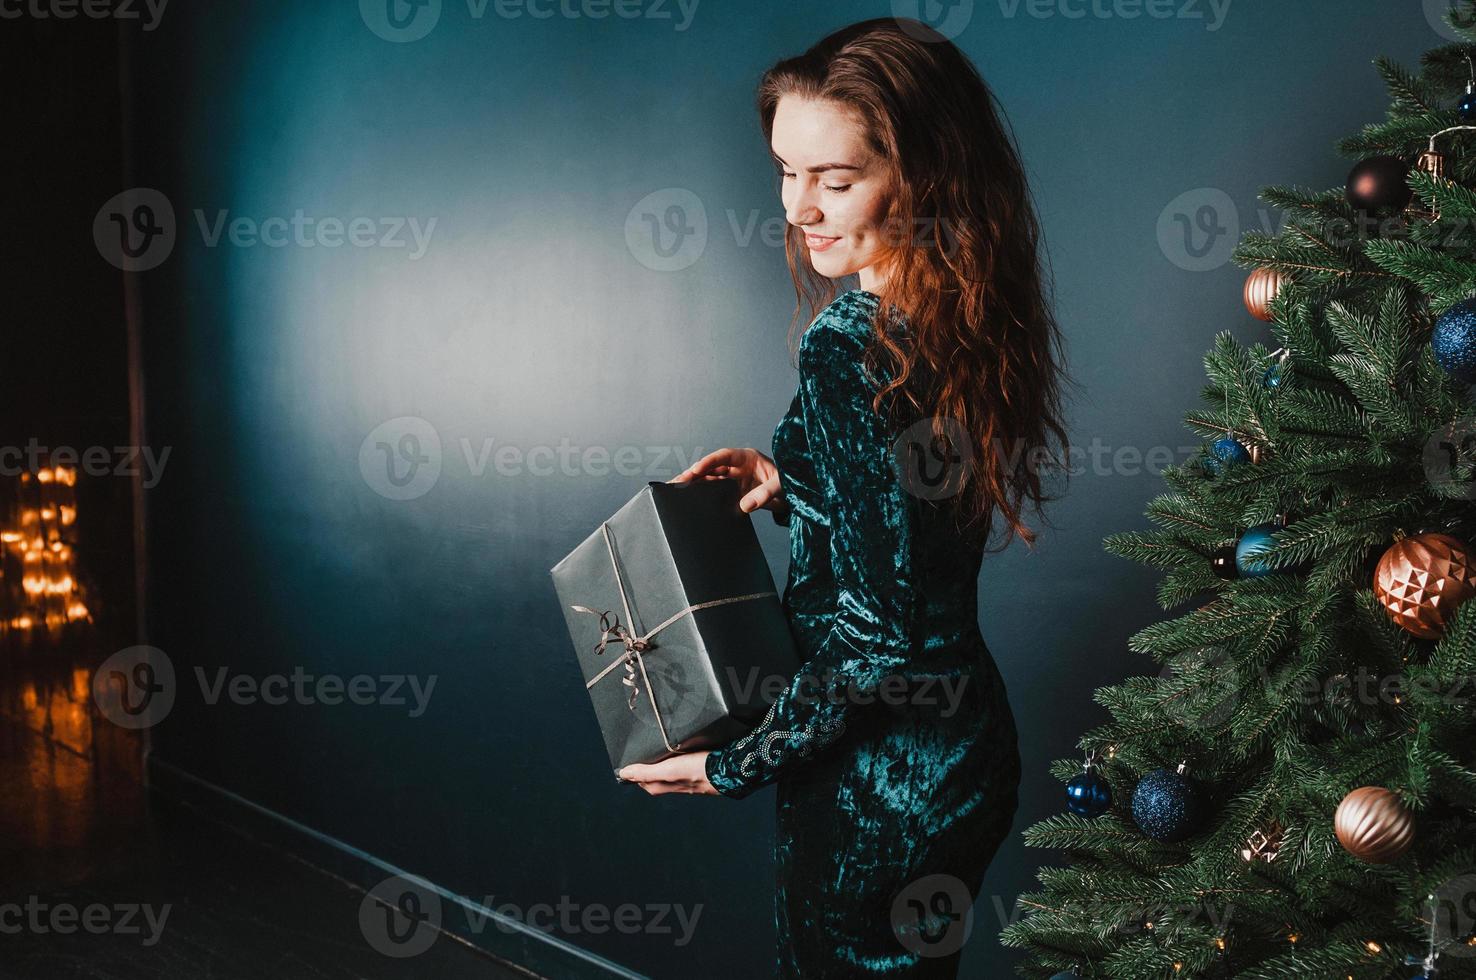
[{"xmin": 0, "ymin": 645, "xmax": 531, "ymax": 980}]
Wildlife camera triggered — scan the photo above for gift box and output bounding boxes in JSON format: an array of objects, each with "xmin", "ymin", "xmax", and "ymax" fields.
[{"xmin": 550, "ymin": 478, "xmax": 798, "ymax": 773}]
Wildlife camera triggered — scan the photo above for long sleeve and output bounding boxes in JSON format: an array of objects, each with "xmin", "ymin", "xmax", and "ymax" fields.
[{"xmin": 705, "ymin": 318, "xmax": 921, "ymax": 799}]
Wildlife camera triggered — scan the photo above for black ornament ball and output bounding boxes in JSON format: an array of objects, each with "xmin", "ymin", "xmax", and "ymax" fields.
[
  {"xmin": 1209, "ymin": 545, "xmax": 1239, "ymax": 581},
  {"xmin": 1066, "ymin": 770, "xmax": 1113, "ymax": 818},
  {"xmin": 1461, "ymin": 87, "xmax": 1476, "ymax": 123},
  {"xmin": 1433, "ymin": 298, "xmax": 1476, "ymax": 383},
  {"xmin": 1131, "ymin": 767, "xmax": 1205, "ymax": 842},
  {"xmin": 1345, "ymin": 155, "xmax": 1412, "ymax": 213}
]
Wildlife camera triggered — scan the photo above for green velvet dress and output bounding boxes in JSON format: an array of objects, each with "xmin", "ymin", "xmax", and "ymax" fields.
[{"xmin": 704, "ymin": 288, "xmax": 1023, "ymax": 978}]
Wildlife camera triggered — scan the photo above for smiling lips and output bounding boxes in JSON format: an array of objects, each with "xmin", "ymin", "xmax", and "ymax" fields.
[{"xmin": 805, "ymin": 233, "xmax": 841, "ymax": 252}]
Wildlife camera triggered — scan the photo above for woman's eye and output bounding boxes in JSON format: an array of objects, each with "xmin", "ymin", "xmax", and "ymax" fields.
[
  {"xmin": 780, "ymin": 171, "xmax": 795, "ymax": 180},
  {"xmin": 824, "ymin": 184, "xmax": 851, "ymax": 193}
]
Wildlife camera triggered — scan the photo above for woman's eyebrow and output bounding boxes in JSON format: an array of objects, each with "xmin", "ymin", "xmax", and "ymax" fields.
[{"xmin": 771, "ymin": 153, "xmax": 862, "ymax": 173}]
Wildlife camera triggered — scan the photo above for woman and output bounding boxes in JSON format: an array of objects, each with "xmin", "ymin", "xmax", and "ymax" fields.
[{"xmin": 617, "ymin": 17, "xmax": 1072, "ymax": 978}]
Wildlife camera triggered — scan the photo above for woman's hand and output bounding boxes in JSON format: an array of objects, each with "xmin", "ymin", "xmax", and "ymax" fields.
[
  {"xmin": 669, "ymin": 448, "xmax": 790, "ymax": 519},
  {"xmin": 617, "ymin": 751, "xmax": 720, "ymax": 796}
]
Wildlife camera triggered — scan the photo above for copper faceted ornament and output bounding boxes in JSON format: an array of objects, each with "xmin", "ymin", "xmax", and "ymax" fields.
[
  {"xmin": 1373, "ymin": 532, "xmax": 1476, "ymax": 639},
  {"xmin": 1243, "ymin": 267, "xmax": 1285, "ymax": 322},
  {"xmin": 1334, "ymin": 786, "xmax": 1413, "ymax": 864},
  {"xmin": 1239, "ymin": 820, "xmax": 1284, "ymax": 863}
]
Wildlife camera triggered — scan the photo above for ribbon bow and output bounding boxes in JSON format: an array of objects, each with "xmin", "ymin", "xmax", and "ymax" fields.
[
  {"xmin": 569, "ymin": 606, "xmax": 653, "ymax": 712},
  {"xmin": 569, "ymin": 519, "xmax": 775, "ymax": 754}
]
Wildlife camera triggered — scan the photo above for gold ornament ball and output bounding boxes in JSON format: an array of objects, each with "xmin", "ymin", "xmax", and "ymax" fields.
[
  {"xmin": 1373, "ymin": 532, "xmax": 1476, "ymax": 639},
  {"xmin": 1334, "ymin": 786, "xmax": 1413, "ymax": 864},
  {"xmin": 1243, "ymin": 267, "xmax": 1285, "ymax": 322}
]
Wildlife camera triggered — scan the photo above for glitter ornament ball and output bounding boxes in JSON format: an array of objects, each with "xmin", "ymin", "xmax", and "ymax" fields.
[
  {"xmin": 1373, "ymin": 531, "xmax": 1476, "ymax": 638},
  {"xmin": 1203, "ymin": 437, "xmax": 1251, "ymax": 476},
  {"xmin": 1131, "ymin": 766, "xmax": 1205, "ymax": 843},
  {"xmin": 1345, "ymin": 155, "xmax": 1412, "ymax": 212},
  {"xmin": 1334, "ymin": 786, "xmax": 1414, "ymax": 864},
  {"xmin": 1433, "ymin": 298, "xmax": 1476, "ymax": 383},
  {"xmin": 1066, "ymin": 770, "xmax": 1113, "ymax": 819}
]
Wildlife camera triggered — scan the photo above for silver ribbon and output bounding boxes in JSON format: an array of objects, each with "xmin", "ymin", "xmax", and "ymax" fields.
[{"xmin": 571, "ymin": 520, "xmax": 775, "ymax": 753}]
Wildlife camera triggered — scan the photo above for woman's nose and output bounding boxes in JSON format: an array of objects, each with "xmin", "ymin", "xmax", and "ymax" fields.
[{"xmin": 785, "ymin": 185, "xmax": 821, "ymax": 227}]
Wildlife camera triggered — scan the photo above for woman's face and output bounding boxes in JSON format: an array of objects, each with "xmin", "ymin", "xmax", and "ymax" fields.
[{"xmin": 770, "ymin": 95, "xmax": 893, "ymax": 290}]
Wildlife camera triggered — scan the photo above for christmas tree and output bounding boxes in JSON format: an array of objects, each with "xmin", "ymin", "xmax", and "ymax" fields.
[{"xmin": 1003, "ymin": 10, "xmax": 1476, "ymax": 980}]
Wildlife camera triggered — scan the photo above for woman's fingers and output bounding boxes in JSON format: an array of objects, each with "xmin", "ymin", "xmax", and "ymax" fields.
[
  {"xmin": 669, "ymin": 447, "xmax": 758, "ymax": 485},
  {"xmin": 739, "ymin": 472, "xmax": 783, "ymax": 514},
  {"xmin": 669, "ymin": 448, "xmax": 739, "ymax": 484}
]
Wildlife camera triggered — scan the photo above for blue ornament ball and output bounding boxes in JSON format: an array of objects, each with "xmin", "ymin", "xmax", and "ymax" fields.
[
  {"xmin": 1433, "ymin": 298, "xmax": 1476, "ymax": 383},
  {"xmin": 1065, "ymin": 770, "xmax": 1112, "ymax": 818},
  {"xmin": 1131, "ymin": 767, "xmax": 1205, "ymax": 843},
  {"xmin": 1235, "ymin": 523, "xmax": 1280, "ymax": 578},
  {"xmin": 1049, "ymin": 974, "xmax": 1085, "ymax": 980},
  {"xmin": 1263, "ymin": 362, "xmax": 1284, "ymax": 389},
  {"xmin": 1461, "ymin": 88, "xmax": 1476, "ymax": 123},
  {"xmin": 1202, "ymin": 437, "xmax": 1251, "ymax": 476}
]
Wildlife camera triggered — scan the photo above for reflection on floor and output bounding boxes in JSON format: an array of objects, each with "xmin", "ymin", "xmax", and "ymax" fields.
[{"xmin": 0, "ymin": 637, "xmax": 531, "ymax": 979}]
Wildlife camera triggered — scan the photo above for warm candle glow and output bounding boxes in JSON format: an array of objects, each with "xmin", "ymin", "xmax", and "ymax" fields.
[{"xmin": 2, "ymin": 465, "xmax": 95, "ymax": 634}]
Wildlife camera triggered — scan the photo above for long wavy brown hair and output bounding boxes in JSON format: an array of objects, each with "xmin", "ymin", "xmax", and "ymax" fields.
[{"xmin": 760, "ymin": 17, "xmax": 1075, "ymax": 553}]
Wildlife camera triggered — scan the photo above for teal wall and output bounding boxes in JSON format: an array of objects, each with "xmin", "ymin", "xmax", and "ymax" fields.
[{"xmin": 128, "ymin": 2, "xmax": 1447, "ymax": 976}]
